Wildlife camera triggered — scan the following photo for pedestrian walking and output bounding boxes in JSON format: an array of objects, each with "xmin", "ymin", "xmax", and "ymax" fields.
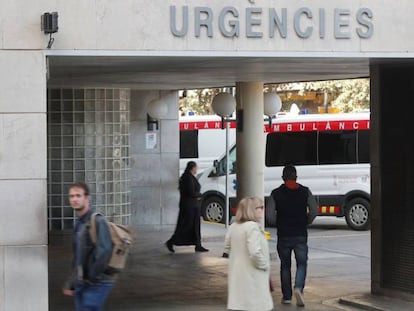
[
  {"xmin": 62, "ymin": 182, "xmax": 115, "ymax": 311},
  {"xmin": 269, "ymin": 165, "xmax": 318, "ymax": 307},
  {"xmin": 166, "ymin": 161, "xmax": 209, "ymax": 253},
  {"xmin": 224, "ymin": 197, "xmax": 274, "ymax": 311}
]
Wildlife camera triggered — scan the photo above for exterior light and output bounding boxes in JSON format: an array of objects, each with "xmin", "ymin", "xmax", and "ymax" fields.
[
  {"xmin": 212, "ymin": 93, "xmax": 236, "ymax": 117},
  {"xmin": 211, "ymin": 92, "xmax": 236, "ymax": 229},
  {"xmin": 264, "ymin": 92, "xmax": 282, "ymax": 127},
  {"xmin": 148, "ymin": 98, "xmax": 168, "ymax": 119},
  {"xmin": 41, "ymin": 12, "xmax": 58, "ymax": 48},
  {"xmin": 41, "ymin": 12, "xmax": 59, "ymax": 34},
  {"xmin": 264, "ymin": 92, "xmax": 282, "ymax": 116},
  {"xmin": 147, "ymin": 98, "xmax": 168, "ymax": 131}
]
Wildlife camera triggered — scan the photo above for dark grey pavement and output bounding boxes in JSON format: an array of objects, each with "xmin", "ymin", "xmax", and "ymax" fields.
[{"xmin": 49, "ymin": 218, "xmax": 414, "ymax": 310}]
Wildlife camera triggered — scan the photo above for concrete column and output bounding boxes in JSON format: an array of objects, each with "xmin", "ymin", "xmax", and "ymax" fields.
[
  {"xmin": 235, "ymin": 82, "xmax": 265, "ymax": 204},
  {"xmin": 0, "ymin": 51, "xmax": 48, "ymax": 310},
  {"xmin": 370, "ymin": 64, "xmax": 414, "ymax": 299},
  {"xmin": 130, "ymin": 90, "xmax": 179, "ymax": 228},
  {"xmin": 369, "ymin": 64, "xmax": 382, "ymax": 295}
]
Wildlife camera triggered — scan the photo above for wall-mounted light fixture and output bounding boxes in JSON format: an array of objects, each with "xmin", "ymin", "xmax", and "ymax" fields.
[
  {"xmin": 211, "ymin": 92, "xmax": 236, "ymax": 129},
  {"xmin": 146, "ymin": 97, "xmax": 168, "ymax": 131},
  {"xmin": 147, "ymin": 114, "xmax": 159, "ymax": 131},
  {"xmin": 41, "ymin": 12, "xmax": 58, "ymax": 48},
  {"xmin": 264, "ymin": 92, "xmax": 282, "ymax": 128}
]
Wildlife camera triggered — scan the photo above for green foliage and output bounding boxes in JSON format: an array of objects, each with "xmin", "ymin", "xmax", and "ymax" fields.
[
  {"xmin": 179, "ymin": 88, "xmax": 223, "ymax": 116},
  {"xmin": 267, "ymin": 78, "xmax": 370, "ymax": 113},
  {"xmin": 300, "ymin": 78, "xmax": 370, "ymax": 112},
  {"xmin": 180, "ymin": 79, "xmax": 370, "ymax": 115}
]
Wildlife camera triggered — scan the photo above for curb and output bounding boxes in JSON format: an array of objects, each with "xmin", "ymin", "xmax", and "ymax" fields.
[{"xmin": 338, "ymin": 298, "xmax": 386, "ymax": 311}]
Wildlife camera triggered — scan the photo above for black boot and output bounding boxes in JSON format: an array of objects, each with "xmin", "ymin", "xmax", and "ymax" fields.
[
  {"xmin": 165, "ymin": 240, "xmax": 175, "ymax": 253},
  {"xmin": 195, "ymin": 246, "xmax": 209, "ymax": 252}
]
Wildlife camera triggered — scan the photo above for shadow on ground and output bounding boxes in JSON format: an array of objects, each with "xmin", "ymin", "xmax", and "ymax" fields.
[{"xmin": 49, "ymin": 222, "xmax": 371, "ymax": 311}]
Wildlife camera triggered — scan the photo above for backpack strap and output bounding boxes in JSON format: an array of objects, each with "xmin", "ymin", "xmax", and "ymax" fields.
[{"xmin": 89, "ymin": 212, "xmax": 101, "ymax": 244}]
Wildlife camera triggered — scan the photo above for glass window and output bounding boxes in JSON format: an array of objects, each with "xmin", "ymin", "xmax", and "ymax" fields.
[
  {"xmin": 180, "ymin": 130, "xmax": 199, "ymax": 159},
  {"xmin": 217, "ymin": 146, "xmax": 236, "ymax": 176},
  {"xmin": 218, "ymin": 146, "xmax": 236, "ymax": 176},
  {"xmin": 228, "ymin": 146, "xmax": 237, "ymax": 174},
  {"xmin": 318, "ymin": 131, "xmax": 357, "ymax": 165},
  {"xmin": 266, "ymin": 132, "xmax": 317, "ymax": 167},
  {"xmin": 358, "ymin": 130, "xmax": 370, "ymax": 163}
]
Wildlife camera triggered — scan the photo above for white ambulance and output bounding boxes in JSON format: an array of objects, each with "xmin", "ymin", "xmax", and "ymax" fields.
[
  {"xmin": 194, "ymin": 112, "xmax": 371, "ymax": 231},
  {"xmin": 179, "ymin": 114, "xmax": 236, "ymax": 174}
]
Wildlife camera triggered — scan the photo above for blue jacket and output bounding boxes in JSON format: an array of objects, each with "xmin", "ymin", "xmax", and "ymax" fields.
[{"xmin": 64, "ymin": 209, "xmax": 113, "ymax": 289}]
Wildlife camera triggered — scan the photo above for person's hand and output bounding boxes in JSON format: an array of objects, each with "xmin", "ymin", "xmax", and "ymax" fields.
[{"xmin": 62, "ymin": 288, "xmax": 74, "ymax": 296}]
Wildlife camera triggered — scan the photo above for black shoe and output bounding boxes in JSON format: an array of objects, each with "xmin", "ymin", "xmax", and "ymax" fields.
[
  {"xmin": 195, "ymin": 246, "xmax": 209, "ymax": 252},
  {"xmin": 165, "ymin": 240, "xmax": 175, "ymax": 253}
]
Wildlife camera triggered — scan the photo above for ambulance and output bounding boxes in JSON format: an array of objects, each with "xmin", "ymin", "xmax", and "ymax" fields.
[{"xmin": 186, "ymin": 112, "xmax": 371, "ymax": 230}]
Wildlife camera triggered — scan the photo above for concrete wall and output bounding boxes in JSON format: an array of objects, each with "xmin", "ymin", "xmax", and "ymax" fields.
[
  {"xmin": 371, "ymin": 64, "xmax": 414, "ymax": 298},
  {"xmin": 0, "ymin": 0, "xmax": 413, "ymax": 53},
  {"xmin": 0, "ymin": 51, "xmax": 48, "ymax": 310},
  {"xmin": 370, "ymin": 64, "xmax": 382, "ymax": 297},
  {"xmin": 130, "ymin": 90, "xmax": 179, "ymax": 227}
]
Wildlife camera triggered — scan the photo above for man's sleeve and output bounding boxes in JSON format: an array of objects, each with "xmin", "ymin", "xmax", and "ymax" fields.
[
  {"xmin": 63, "ymin": 261, "xmax": 76, "ymax": 290},
  {"xmin": 307, "ymin": 189, "xmax": 318, "ymax": 225},
  {"xmin": 266, "ymin": 193, "xmax": 277, "ymax": 226},
  {"xmin": 89, "ymin": 216, "xmax": 112, "ymax": 281},
  {"xmin": 63, "ymin": 241, "xmax": 76, "ymax": 290}
]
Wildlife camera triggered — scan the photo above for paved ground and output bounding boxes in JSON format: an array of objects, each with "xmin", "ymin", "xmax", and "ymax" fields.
[{"xmin": 48, "ymin": 217, "xmax": 413, "ymax": 310}]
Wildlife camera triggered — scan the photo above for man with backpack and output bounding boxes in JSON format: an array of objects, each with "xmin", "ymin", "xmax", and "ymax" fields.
[
  {"xmin": 63, "ymin": 182, "xmax": 115, "ymax": 311},
  {"xmin": 269, "ymin": 165, "xmax": 318, "ymax": 307}
]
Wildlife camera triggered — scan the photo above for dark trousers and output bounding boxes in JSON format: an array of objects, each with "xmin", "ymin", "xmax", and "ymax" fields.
[{"xmin": 277, "ymin": 236, "xmax": 308, "ymax": 300}]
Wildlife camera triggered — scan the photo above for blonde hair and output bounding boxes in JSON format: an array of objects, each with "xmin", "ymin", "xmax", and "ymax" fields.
[{"xmin": 235, "ymin": 197, "xmax": 264, "ymax": 223}]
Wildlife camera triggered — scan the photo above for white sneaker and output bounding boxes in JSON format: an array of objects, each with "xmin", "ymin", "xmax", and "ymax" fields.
[
  {"xmin": 294, "ymin": 288, "xmax": 305, "ymax": 307},
  {"xmin": 281, "ymin": 298, "xmax": 292, "ymax": 304}
]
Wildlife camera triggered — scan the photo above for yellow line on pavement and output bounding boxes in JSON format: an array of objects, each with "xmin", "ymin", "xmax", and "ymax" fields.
[
  {"xmin": 201, "ymin": 221, "xmax": 273, "ymax": 240},
  {"xmin": 202, "ymin": 220, "xmax": 225, "ymax": 227}
]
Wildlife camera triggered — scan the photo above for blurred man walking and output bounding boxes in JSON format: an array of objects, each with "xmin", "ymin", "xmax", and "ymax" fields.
[
  {"xmin": 269, "ymin": 165, "xmax": 318, "ymax": 307},
  {"xmin": 62, "ymin": 182, "xmax": 114, "ymax": 311}
]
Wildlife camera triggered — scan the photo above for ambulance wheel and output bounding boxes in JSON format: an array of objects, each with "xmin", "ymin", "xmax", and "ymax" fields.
[
  {"xmin": 202, "ymin": 196, "xmax": 226, "ymax": 224},
  {"xmin": 345, "ymin": 198, "xmax": 370, "ymax": 231}
]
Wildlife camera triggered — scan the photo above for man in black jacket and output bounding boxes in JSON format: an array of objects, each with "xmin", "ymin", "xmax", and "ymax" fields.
[
  {"xmin": 63, "ymin": 182, "xmax": 114, "ymax": 311},
  {"xmin": 269, "ymin": 165, "xmax": 318, "ymax": 307}
]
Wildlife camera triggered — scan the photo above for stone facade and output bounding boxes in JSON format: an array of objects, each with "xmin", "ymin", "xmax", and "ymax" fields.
[
  {"xmin": 130, "ymin": 90, "xmax": 179, "ymax": 227},
  {"xmin": 0, "ymin": 51, "xmax": 48, "ymax": 310}
]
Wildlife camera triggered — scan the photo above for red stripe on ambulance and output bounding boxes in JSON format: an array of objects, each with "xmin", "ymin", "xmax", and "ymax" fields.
[
  {"xmin": 265, "ymin": 120, "xmax": 370, "ymax": 133},
  {"xmin": 180, "ymin": 120, "xmax": 370, "ymax": 132}
]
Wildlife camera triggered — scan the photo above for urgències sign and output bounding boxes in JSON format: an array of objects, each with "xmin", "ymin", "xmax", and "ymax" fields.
[{"xmin": 170, "ymin": 3, "xmax": 373, "ymax": 40}]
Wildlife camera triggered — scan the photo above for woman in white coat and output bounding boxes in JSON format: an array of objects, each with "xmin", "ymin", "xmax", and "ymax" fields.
[{"xmin": 224, "ymin": 197, "xmax": 274, "ymax": 311}]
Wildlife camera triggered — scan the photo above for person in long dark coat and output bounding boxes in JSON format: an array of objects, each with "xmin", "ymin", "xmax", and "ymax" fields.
[{"xmin": 165, "ymin": 161, "xmax": 209, "ymax": 253}]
